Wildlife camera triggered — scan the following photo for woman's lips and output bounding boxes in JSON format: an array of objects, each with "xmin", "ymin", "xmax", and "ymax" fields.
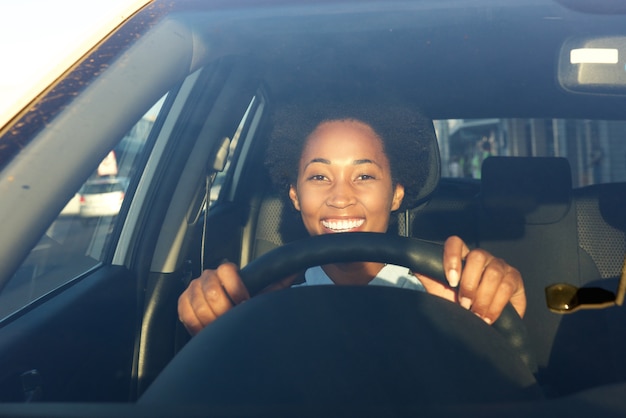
[{"xmin": 321, "ymin": 218, "xmax": 365, "ymax": 233}]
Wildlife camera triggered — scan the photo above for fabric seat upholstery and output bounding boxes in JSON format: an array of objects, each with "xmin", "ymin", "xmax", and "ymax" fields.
[{"xmin": 478, "ymin": 157, "xmax": 626, "ymax": 396}]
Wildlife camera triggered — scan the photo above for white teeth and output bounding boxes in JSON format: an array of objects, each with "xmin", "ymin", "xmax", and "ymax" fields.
[{"xmin": 322, "ymin": 219, "xmax": 364, "ymax": 232}]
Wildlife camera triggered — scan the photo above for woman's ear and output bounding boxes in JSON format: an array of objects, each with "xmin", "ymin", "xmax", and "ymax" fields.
[
  {"xmin": 288, "ymin": 184, "xmax": 301, "ymax": 211},
  {"xmin": 391, "ymin": 184, "xmax": 405, "ymax": 211}
]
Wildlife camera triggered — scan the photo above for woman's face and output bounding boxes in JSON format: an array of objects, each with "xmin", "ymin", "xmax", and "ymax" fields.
[{"xmin": 289, "ymin": 120, "xmax": 405, "ymax": 236}]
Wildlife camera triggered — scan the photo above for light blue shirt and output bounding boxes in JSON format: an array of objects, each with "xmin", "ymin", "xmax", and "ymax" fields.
[{"xmin": 297, "ymin": 264, "xmax": 425, "ymax": 291}]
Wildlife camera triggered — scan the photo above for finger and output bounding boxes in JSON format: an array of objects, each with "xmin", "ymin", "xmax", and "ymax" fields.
[
  {"xmin": 467, "ymin": 259, "xmax": 508, "ymax": 323},
  {"xmin": 214, "ymin": 262, "xmax": 250, "ymax": 305},
  {"xmin": 418, "ymin": 274, "xmax": 458, "ymax": 303},
  {"xmin": 200, "ymin": 264, "xmax": 249, "ymax": 320},
  {"xmin": 471, "ymin": 261, "xmax": 526, "ymax": 322},
  {"xmin": 178, "ymin": 292, "xmax": 199, "ymax": 335},
  {"xmin": 480, "ymin": 274, "xmax": 517, "ymax": 325},
  {"xmin": 178, "ymin": 280, "xmax": 212, "ymax": 336},
  {"xmin": 178, "ymin": 265, "xmax": 247, "ymax": 335},
  {"xmin": 442, "ymin": 235, "xmax": 470, "ymax": 288},
  {"xmin": 456, "ymin": 249, "xmax": 493, "ymax": 311},
  {"xmin": 502, "ymin": 265, "xmax": 526, "ymax": 318}
]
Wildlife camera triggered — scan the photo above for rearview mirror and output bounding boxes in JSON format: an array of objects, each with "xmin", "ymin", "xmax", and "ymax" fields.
[{"xmin": 558, "ymin": 36, "xmax": 626, "ymax": 95}]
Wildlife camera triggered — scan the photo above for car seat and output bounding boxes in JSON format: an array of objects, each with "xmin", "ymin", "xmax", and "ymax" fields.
[
  {"xmin": 548, "ymin": 181, "xmax": 626, "ymax": 396},
  {"xmin": 409, "ymin": 177, "xmax": 481, "ymax": 247},
  {"xmin": 477, "ymin": 156, "xmax": 626, "ymax": 396},
  {"xmin": 477, "ymin": 157, "xmax": 576, "ymax": 391}
]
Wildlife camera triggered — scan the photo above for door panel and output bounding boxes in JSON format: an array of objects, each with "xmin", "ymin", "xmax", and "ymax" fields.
[{"xmin": 0, "ymin": 266, "xmax": 137, "ymax": 402}]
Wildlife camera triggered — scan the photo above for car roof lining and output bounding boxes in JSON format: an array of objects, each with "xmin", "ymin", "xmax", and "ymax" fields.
[{"xmin": 173, "ymin": 0, "xmax": 626, "ymax": 120}]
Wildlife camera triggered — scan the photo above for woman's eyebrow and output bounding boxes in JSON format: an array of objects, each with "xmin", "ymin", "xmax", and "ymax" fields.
[
  {"xmin": 353, "ymin": 158, "xmax": 382, "ymax": 168},
  {"xmin": 304, "ymin": 158, "xmax": 331, "ymax": 168},
  {"xmin": 304, "ymin": 158, "xmax": 381, "ymax": 168}
]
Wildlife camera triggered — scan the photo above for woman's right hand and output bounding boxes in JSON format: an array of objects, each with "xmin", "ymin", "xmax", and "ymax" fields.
[{"xmin": 177, "ymin": 262, "xmax": 250, "ymax": 336}]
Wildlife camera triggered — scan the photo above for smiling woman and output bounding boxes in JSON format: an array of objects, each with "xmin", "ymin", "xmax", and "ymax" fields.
[
  {"xmin": 265, "ymin": 101, "xmax": 433, "ymax": 211},
  {"xmin": 178, "ymin": 109, "xmax": 527, "ymax": 337},
  {"xmin": 289, "ymin": 120, "xmax": 404, "ymax": 237}
]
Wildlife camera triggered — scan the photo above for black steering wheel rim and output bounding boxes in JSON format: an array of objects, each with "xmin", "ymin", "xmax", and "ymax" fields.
[
  {"xmin": 141, "ymin": 233, "xmax": 541, "ymax": 406},
  {"xmin": 241, "ymin": 232, "xmax": 444, "ymax": 295},
  {"xmin": 240, "ymin": 232, "xmax": 536, "ymax": 372}
]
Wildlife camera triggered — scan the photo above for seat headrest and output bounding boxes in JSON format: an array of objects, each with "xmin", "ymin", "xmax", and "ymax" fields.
[
  {"xmin": 481, "ymin": 157, "xmax": 572, "ymax": 224},
  {"xmin": 413, "ymin": 118, "xmax": 441, "ymax": 206}
]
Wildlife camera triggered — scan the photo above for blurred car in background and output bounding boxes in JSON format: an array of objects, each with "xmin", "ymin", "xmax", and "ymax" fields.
[{"xmin": 79, "ymin": 177, "xmax": 128, "ymax": 218}]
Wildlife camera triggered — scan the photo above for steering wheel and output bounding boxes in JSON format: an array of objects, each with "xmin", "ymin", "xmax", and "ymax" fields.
[
  {"xmin": 241, "ymin": 232, "xmax": 535, "ymax": 369},
  {"xmin": 141, "ymin": 232, "xmax": 541, "ymax": 407},
  {"xmin": 241, "ymin": 232, "xmax": 445, "ymax": 295}
]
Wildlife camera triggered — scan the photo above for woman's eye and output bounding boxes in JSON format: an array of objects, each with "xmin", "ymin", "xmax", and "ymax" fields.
[
  {"xmin": 356, "ymin": 174, "xmax": 375, "ymax": 181},
  {"xmin": 308, "ymin": 174, "xmax": 327, "ymax": 181}
]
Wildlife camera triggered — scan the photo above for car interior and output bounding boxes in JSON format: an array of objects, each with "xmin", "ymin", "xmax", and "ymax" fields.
[{"xmin": 1, "ymin": 0, "xmax": 626, "ymax": 416}]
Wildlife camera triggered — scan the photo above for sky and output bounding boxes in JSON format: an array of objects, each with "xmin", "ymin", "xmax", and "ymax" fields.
[{"xmin": 0, "ymin": 0, "xmax": 144, "ymax": 123}]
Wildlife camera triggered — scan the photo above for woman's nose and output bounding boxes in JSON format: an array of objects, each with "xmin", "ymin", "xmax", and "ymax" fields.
[{"xmin": 326, "ymin": 180, "xmax": 356, "ymax": 208}]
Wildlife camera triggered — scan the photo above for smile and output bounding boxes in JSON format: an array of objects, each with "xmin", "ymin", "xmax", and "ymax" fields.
[{"xmin": 321, "ymin": 218, "xmax": 365, "ymax": 232}]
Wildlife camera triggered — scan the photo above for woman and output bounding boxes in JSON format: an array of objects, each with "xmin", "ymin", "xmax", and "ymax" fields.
[{"xmin": 178, "ymin": 106, "xmax": 526, "ymax": 336}]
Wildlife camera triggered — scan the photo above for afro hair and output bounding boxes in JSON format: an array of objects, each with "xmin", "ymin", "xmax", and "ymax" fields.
[{"xmin": 264, "ymin": 99, "xmax": 436, "ymax": 211}]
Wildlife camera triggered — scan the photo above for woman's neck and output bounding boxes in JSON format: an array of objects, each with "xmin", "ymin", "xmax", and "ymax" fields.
[{"xmin": 321, "ymin": 261, "xmax": 385, "ymax": 286}]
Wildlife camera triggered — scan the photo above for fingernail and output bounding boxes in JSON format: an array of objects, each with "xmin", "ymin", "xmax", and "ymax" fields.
[
  {"xmin": 460, "ymin": 297, "xmax": 472, "ymax": 310},
  {"xmin": 448, "ymin": 269, "xmax": 459, "ymax": 287},
  {"xmin": 474, "ymin": 312, "xmax": 493, "ymax": 325}
]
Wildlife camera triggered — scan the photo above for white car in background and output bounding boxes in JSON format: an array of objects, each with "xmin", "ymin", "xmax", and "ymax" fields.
[{"xmin": 79, "ymin": 177, "xmax": 128, "ymax": 218}]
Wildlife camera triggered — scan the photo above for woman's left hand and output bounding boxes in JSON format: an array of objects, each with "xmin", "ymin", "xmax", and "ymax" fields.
[{"xmin": 418, "ymin": 235, "xmax": 526, "ymax": 324}]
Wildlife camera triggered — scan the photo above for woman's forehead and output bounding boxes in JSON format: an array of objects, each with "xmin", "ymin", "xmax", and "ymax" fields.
[
  {"xmin": 304, "ymin": 120, "xmax": 383, "ymax": 149},
  {"xmin": 299, "ymin": 120, "xmax": 390, "ymax": 170}
]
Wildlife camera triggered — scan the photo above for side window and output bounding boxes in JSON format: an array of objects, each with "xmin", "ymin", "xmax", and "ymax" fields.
[{"xmin": 0, "ymin": 96, "xmax": 166, "ymax": 320}]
